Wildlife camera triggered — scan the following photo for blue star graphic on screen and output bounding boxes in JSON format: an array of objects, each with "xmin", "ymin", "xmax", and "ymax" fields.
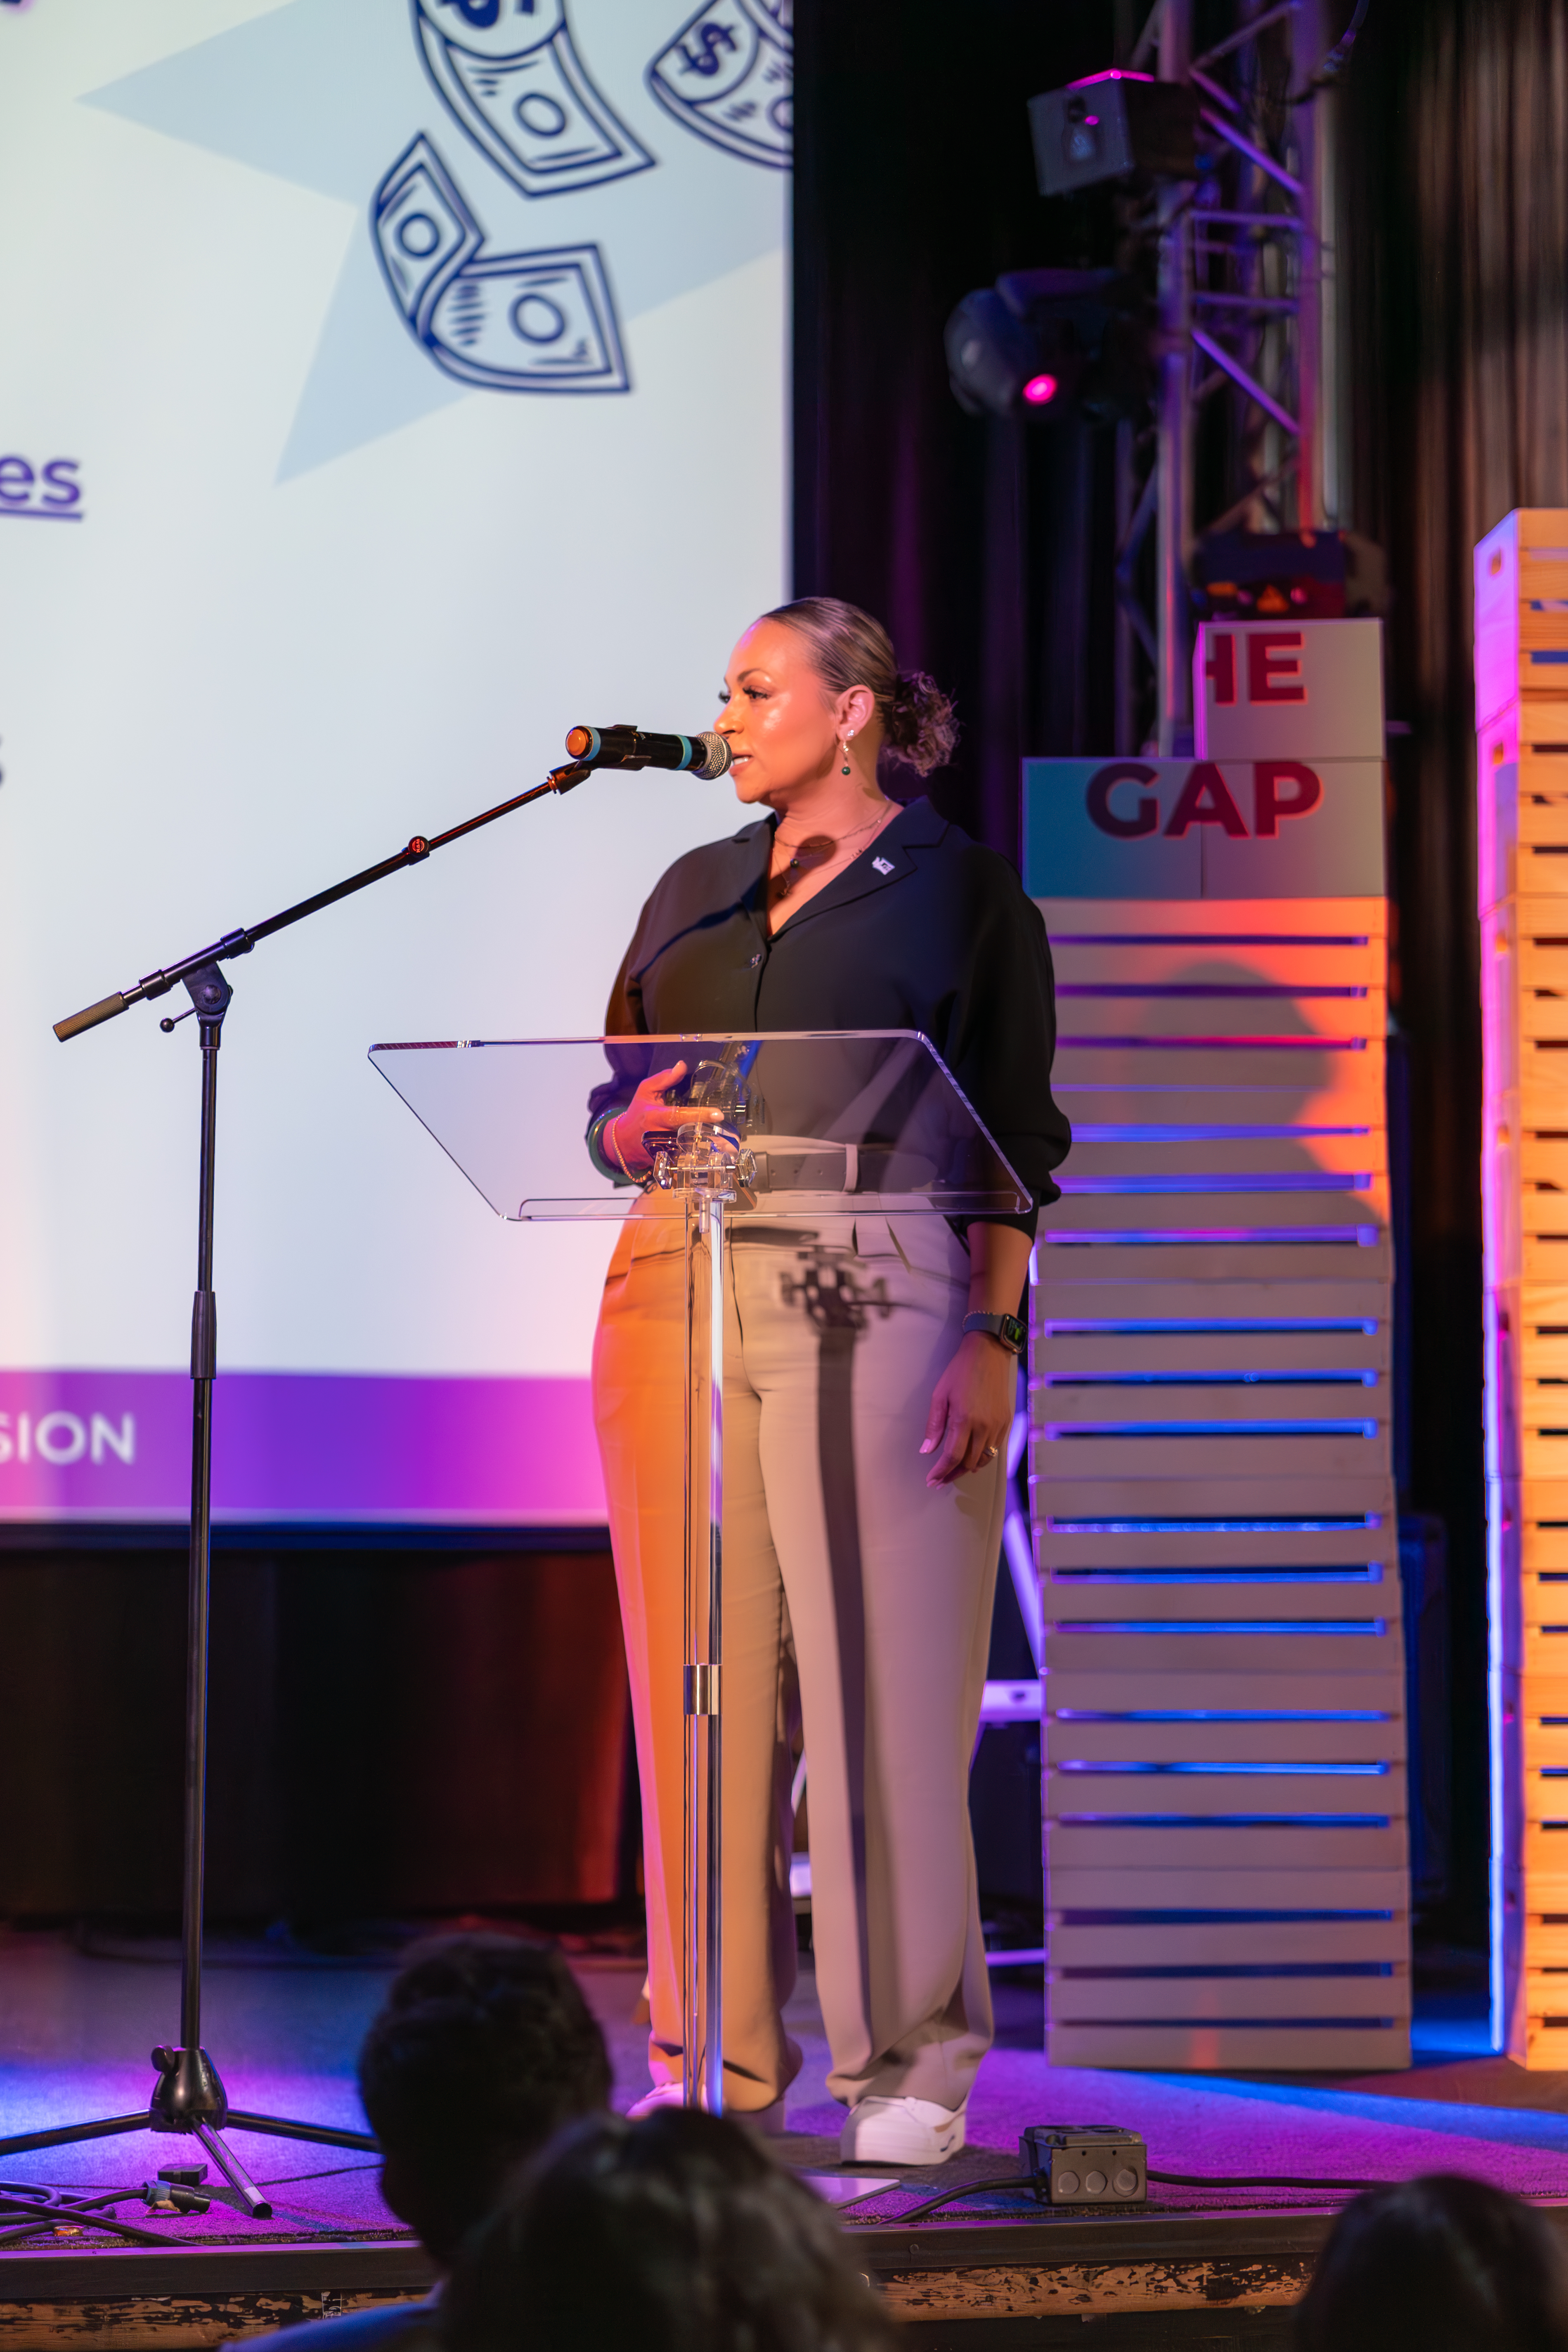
[{"xmin": 82, "ymin": 0, "xmax": 785, "ymax": 479}]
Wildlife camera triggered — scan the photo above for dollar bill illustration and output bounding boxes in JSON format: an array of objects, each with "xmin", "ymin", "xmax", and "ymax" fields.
[
  {"xmin": 413, "ymin": 0, "xmax": 653, "ymax": 199},
  {"xmin": 372, "ymin": 136, "xmax": 631, "ymax": 394},
  {"xmin": 647, "ymin": 0, "xmax": 792, "ymax": 169},
  {"xmin": 374, "ymin": 131, "xmax": 484, "ymax": 325}
]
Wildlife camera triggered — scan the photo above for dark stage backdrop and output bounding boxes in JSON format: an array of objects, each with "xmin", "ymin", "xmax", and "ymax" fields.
[
  {"xmin": 1341, "ymin": 0, "xmax": 1568, "ymax": 1944},
  {"xmin": 792, "ymin": 0, "xmax": 1128, "ymax": 851},
  {"xmin": 0, "ymin": 1544, "xmax": 636, "ymax": 1921},
  {"xmin": 793, "ymin": 0, "xmax": 1568, "ymax": 1945}
]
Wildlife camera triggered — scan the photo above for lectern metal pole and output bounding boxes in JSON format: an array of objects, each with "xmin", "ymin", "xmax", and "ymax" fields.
[
  {"xmin": 683, "ymin": 1199, "xmax": 694, "ymax": 2104},
  {"xmin": 703, "ymin": 1191, "xmax": 724, "ymax": 2117},
  {"xmin": 683, "ymin": 1188, "xmax": 725, "ymax": 2113}
]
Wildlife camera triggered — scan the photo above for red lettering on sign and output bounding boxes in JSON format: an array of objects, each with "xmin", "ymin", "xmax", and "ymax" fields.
[
  {"xmin": 1253, "ymin": 761, "xmax": 1323, "ymax": 836},
  {"xmin": 1163, "ymin": 763, "xmax": 1248, "ymax": 839},
  {"xmin": 1086, "ymin": 763, "xmax": 1160, "ymax": 839},
  {"xmin": 1247, "ymin": 630, "xmax": 1306, "ymax": 702},
  {"xmin": 1205, "ymin": 633, "xmax": 1236, "ymax": 705}
]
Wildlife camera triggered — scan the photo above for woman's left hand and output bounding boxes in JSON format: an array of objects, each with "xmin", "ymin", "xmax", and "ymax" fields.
[{"xmin": 920, "ymin": 1332, "xmax": 1015, "ymax": 1488}]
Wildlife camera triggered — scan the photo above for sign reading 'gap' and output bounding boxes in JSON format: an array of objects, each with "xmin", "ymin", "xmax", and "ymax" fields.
[
  {"xmin": 1087, "ymin": 760, "xmax": 1323, "ymax": 840},
  {"xmin": 1023, "ymin": 757, "xmax": 1386, "ymax": 901}
]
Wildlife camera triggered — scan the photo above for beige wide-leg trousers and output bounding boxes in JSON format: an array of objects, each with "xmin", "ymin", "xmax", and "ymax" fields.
[{"xmin": 591, "ymin": 1204, "xmax": 1007, "ymax": 2114}]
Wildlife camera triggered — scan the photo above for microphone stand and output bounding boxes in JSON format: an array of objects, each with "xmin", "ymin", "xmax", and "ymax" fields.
[{"xmin": 0, "ymin": 760, "xmax": 593, "ymax": 2220}]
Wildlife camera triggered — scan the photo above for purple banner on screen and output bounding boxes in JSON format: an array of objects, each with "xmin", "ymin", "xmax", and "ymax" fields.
[{"xmin": 0, "ymin": 1371, "xmax": 605, "ymax": 1525}]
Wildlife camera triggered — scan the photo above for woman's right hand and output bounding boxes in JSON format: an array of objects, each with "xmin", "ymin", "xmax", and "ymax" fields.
[{"xmin": 603, "ymin": 1062, "xmax": 719, "ymax": 1178}]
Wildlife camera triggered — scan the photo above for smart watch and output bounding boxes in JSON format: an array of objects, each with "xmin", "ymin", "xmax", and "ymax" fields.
[{"xmin": 963, "ymin": 1312, "xmax": 1026, "ymax": 1355}]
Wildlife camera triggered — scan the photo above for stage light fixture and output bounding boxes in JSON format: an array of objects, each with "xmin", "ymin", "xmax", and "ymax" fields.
[
  {"xmin": 1028, "ymin": 70, "xmax": 1198, "ymax": 197},
  {"xmin": 945, "ymin": 269, "xmax": 1149, "ymax": 425},
  {"xmin": 945, "ymin": 286, "xmax": 1054, "ymax": 421},
  {"xmin": 1192, "ymin": 526, "xmax": 1391, "ymax": 620}
]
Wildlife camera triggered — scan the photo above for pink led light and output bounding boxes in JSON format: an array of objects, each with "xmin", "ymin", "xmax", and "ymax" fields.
[{"xmin": 1023, "ymin": 373, "xmax": 1060, "ymax": 406}]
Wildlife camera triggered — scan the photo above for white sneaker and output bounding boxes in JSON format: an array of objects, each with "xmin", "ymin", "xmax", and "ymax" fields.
[
  {"xmin": 627, "ymin": 2081, "xmax": 686, "ymax": 2118},
  {"xmin": 838, "ymin": 2096, "xmax": 967, "ymax": 2165}
]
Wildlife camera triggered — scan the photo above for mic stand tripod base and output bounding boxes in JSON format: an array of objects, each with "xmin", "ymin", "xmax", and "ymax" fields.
[
  {"xmin": 0, "ymin": 2061, "xmax": 381, "ymax": 2220},
  {"xmin": 149, "ymin": 2045, "xmax": 272, "ymax": 2221}
]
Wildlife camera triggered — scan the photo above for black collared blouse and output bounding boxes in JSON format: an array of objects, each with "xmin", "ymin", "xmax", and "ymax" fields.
[{"xmin": 590, "ymin": 796, "xmax": 1070, "ymax": 1233}]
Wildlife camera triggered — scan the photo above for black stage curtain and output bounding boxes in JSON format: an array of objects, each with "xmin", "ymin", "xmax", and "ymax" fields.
[
  {"xmin": 0, "ymin": 1545, "xmax": 634, "ymax": 1921},
  {"xmin": 792, "ymin": 0, "xmax": 1127, "ymax": 854},
  {"xmin": 795, "ymin": 0, "xmax": 1568, "ymax": 1942},
  {"xmin": 1342, "ymin": 0, "xmax": 1568, "ymax": 1940}
]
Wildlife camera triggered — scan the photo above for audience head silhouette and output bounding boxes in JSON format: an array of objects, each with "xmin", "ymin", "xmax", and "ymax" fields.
[
  {"xmin": 445, "ymin": 2107, "xmax": 896, "ymax": 2352},
  {"xmin": 357, "ymin": 1933, "xmax": 611, "ymax": 2267},
  {"xmin": 1295, "ymin": 2173, "xmax": 1568, "ymax": 2352}
]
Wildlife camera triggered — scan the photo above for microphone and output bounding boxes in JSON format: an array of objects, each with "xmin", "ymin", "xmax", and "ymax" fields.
[{"xmin": 564, "ymin": 723, "xmax": 731, "ymax": 780}]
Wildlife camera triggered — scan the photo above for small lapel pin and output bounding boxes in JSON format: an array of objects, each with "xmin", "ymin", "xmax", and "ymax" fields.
[{"xmin": 872, "ymin": 855, "xmax": 894, "ymax": 875}]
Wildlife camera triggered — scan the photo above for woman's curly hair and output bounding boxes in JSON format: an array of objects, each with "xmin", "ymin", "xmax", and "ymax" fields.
[{"xmin": 761, "ymin": 596, "xmax": 959, "ymax": 775}]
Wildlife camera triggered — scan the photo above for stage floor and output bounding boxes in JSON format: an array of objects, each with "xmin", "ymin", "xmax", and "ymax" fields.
[{"xmin": 3, "ymin": 1926, "xmax": 1568, "ymax": 2346}]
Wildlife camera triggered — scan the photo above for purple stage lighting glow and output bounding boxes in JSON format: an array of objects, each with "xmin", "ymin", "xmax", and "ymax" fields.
[
  {"xmin": 1023, "ymin": 372, "xmax": 1060, "ymax": 405},
  {"xmin": 1054, "ymin": 1620, "xmax": 1387, "ymax": 1637}
]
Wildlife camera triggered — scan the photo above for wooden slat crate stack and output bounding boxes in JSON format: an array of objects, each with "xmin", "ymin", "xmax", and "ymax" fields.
[
  {"xmin": 1476, "ymin": 506, "xmax": 1568, "ymax": 2064},
  {"xmin": 1024, "ymin": 621, "xmax": 1409, "ymax": 2069}
]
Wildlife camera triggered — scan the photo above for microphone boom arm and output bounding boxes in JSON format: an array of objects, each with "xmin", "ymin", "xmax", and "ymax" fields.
[
  {"xmin": 53, "ymin": 759, "xmax": 593, "ymax": 1041},
  {"xmin": 28, "ymin": 736, "xmax": 615, "ymax": 2211}
]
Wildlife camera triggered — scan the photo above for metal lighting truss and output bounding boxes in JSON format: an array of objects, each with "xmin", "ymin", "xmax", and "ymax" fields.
[{"xmin": 1114, "ymin": 0, "xmax": 1352, "ymax": 753}]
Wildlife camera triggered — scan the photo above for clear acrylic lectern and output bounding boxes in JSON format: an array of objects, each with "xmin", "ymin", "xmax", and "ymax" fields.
[{"xmin": 369, "ymin": 1029, "xmax": 1030, "ymax": 2115}]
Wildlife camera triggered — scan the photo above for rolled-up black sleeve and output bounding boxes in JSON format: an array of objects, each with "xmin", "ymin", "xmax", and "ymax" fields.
[{"xmin": 925, "ymin": 844, "xmax": 1071, "ymax": 1236}]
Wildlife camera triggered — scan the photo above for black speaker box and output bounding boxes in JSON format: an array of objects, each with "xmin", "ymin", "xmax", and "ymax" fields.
[{"xmin": 1029, "ymin": 75, "xmax": 1197, "ymax": 196}]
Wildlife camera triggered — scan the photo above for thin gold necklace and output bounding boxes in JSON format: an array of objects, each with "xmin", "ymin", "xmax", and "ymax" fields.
[
  {"xmin": 774, "ymin": 800, "xmax": 894, "ymax": 855},
  {"xmin": 769, "ymin": 802, "xmax": 896, "ymax": 903}
]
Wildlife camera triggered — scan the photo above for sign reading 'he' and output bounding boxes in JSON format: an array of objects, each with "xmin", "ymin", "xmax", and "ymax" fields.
[
  {"xmin": 1194, "ymin": 616, "xmax": 1385, "ymax": 760},
  {"xmin": 1022, "ymin": 755, "xmax": 1385, "ymax": 899}
]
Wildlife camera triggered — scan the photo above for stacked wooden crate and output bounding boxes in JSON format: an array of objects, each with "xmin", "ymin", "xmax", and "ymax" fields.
[
  {"xmin": 1476, "ymin": 507, "xmax": 1568, "ymax": 2064},
  {"xmin": 1024, "ymin": 617, "xmax": 1410, "ymax": 2069}
]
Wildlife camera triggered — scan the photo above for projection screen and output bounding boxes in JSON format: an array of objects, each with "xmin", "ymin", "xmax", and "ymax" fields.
[{"xmin": 0, "ymin": 0, "xmax": 790, "ymax": 1523}]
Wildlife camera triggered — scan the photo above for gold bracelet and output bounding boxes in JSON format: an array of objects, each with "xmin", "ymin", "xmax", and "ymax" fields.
[{"xmin": 610, "ymin": 1113, "xmax": 636, "ymax": 1184}]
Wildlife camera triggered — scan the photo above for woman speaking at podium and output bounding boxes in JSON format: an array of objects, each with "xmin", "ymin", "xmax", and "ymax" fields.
[{"xmin": 588, "ymin": 599, "xmax": 1069, "ymax": 2166}]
